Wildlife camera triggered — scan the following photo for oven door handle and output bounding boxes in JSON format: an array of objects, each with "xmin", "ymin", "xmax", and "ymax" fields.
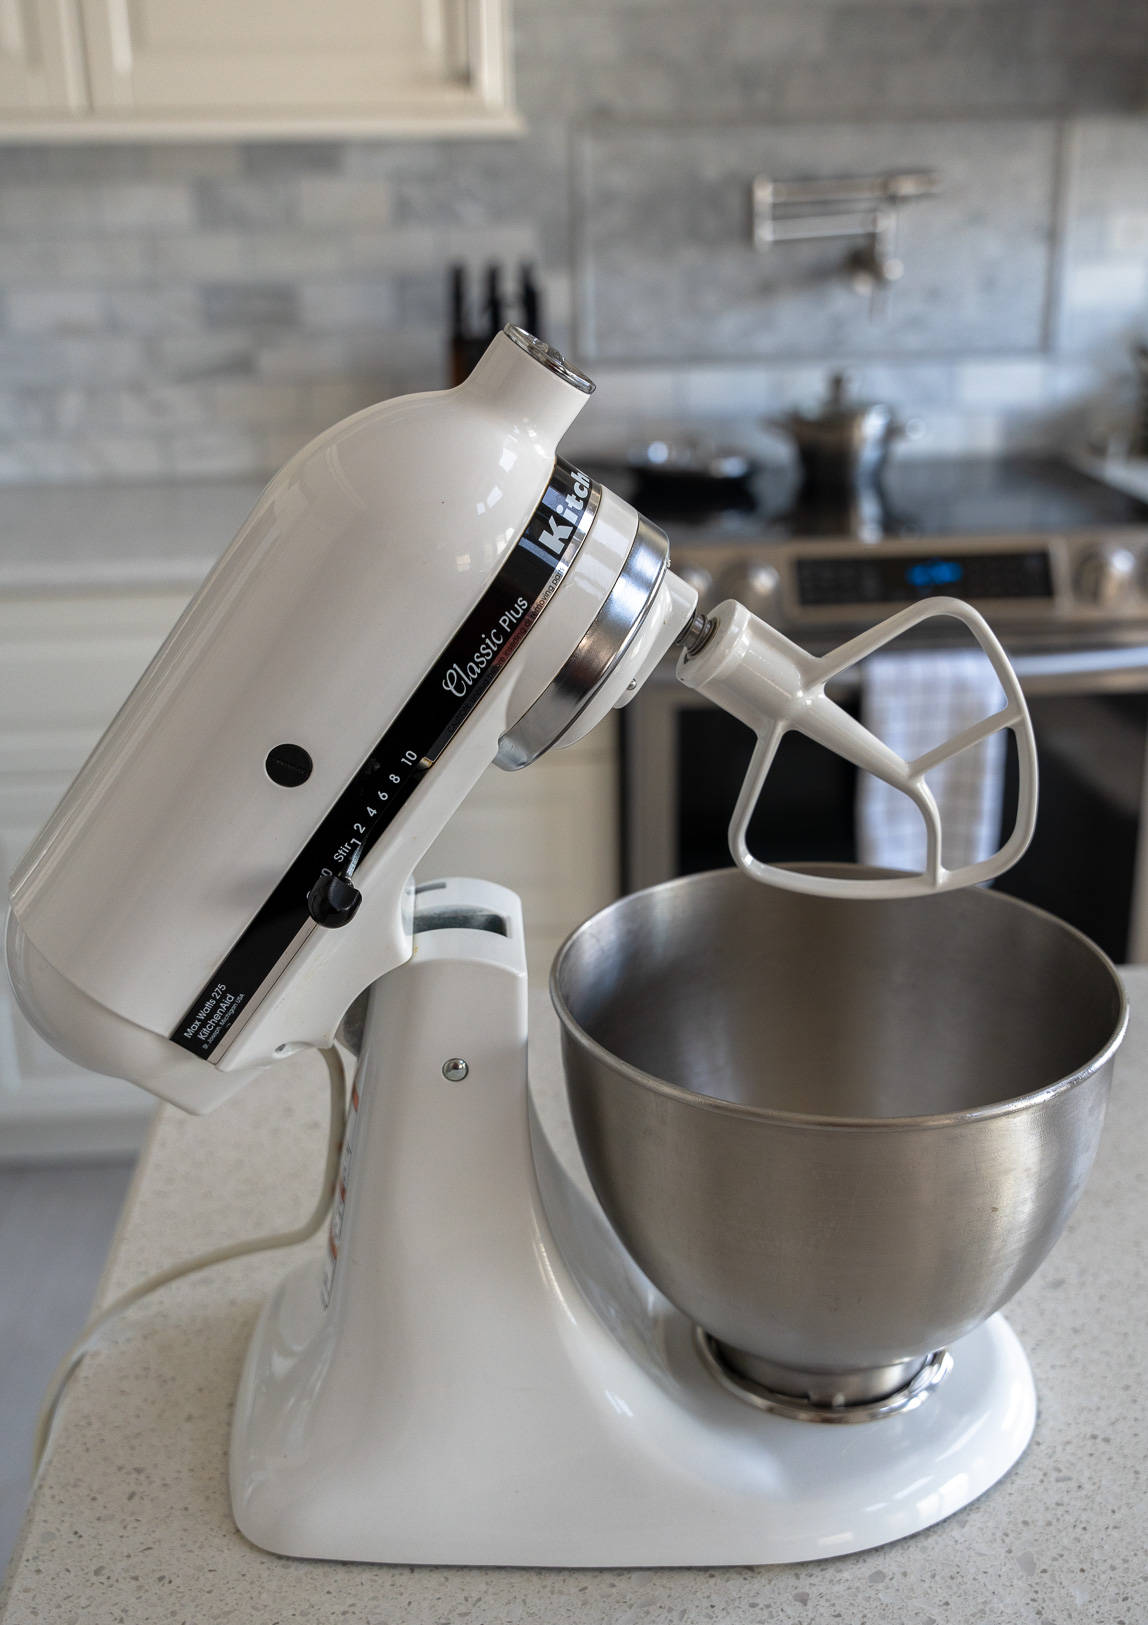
[
  {"xmin": 805, "ymin": 644, "xmax": 1148, "ymax": 700},
  {"xmin": 1009, "ymin": 647, "xmax": 1148, "ymax": 695}
]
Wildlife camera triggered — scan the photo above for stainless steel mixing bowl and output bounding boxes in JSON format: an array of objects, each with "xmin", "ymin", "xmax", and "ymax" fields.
[{"xmin": 551, "ymin": 869, "xmax": 1127, "ymax": 1408}]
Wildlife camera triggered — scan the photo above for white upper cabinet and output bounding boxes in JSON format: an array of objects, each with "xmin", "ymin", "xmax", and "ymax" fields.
[
  {"xmin": 0, "ymin": 0, "xmax": 519, "ymax": 137},
  {"xmin": 0, "ymin": 0, "xmax": 86, "ymax": 111}
]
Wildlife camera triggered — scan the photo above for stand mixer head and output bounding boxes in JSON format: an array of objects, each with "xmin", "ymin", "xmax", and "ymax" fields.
[
  {"xmin": 7, "ymin": 324, "xmax": 1037, "ymax": 1111},
  {"xmin": 5, "ymin": 327, "xmax": 1099, "ymax": 1567}
]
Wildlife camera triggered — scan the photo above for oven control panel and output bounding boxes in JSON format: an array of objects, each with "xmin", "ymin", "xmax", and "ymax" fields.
[
  {"xmin": 794, "ymin": 549, "xmax": 1053, "ymax": 608},
  {"xmin": 671, "ymin": 529, "xmax": 1148, "ymax": 641}
]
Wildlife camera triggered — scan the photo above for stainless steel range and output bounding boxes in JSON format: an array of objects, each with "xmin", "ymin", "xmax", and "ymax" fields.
[
  {"xmin": 632, "ymin": 456, "xmax": 1148, "ymax": 650},
  {"xmin": 609, "ymin": 455, "xmax": 1148, "ymax": 963}
]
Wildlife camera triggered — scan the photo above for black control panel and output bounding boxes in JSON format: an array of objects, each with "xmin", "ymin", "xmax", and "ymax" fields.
[{"xmin": 796, "ymin": 549, "xmax": 1054, "ymax": 608}]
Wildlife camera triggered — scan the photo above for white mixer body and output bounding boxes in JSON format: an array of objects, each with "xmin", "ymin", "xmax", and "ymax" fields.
[{"xmin": 7, "ymin": 331, "xmax": 695, "ymax": 1111}]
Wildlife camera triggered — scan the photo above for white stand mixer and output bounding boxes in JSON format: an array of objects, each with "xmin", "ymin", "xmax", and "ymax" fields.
[{"xmin": 8, "ymin": 327, "xmax": 1049, "ymax": 1567}]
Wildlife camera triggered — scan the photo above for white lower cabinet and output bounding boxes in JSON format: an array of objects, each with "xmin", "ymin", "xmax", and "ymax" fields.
[
  {"xmin": 0, "ymin": 588, "xmax": 190, "ymax": 1160},
  {"xmin": 0, "ymin": 586, "xmax": 620, "ymax": 1160}
]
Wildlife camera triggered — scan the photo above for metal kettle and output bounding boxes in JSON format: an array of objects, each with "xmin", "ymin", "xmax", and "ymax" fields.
[{"xmin": 767, "ymin": 371, "xmax": 920, "ymax": 492}]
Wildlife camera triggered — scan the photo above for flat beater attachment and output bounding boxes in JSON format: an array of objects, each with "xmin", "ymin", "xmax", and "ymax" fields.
[{"xmin": 675, "ymin": 595, "xmax": 1038, "ymax": 900}]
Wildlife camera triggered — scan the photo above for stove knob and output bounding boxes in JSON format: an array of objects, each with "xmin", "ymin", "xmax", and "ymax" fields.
[
  {"xmin": 1074, "ymin": 545, "xmax": 1137, "ymax": 608},
  {"xmin": 718, "ymin": 560, "xmax": 782, "ymax": 623},
  {"xmin": 675, "ymin": 563, "xmax": 713, "ymax": 607}
]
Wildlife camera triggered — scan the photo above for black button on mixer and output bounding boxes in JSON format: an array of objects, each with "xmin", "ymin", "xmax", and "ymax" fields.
[{"xmin": 266, "ymin": 743, "xmax": 313, "ymax": 787}]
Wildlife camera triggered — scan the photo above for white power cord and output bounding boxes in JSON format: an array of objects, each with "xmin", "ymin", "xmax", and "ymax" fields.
[{"xmin": 31, "ymin": 1045, "xmax": 348, "ymax": 1479}]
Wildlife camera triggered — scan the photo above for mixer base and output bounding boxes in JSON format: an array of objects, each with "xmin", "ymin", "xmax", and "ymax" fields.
[{"xmin": 229, "ymin": 882, "xmax": 1038, "ymax": 1567}]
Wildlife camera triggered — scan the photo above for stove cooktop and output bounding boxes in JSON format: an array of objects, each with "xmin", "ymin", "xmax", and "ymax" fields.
[
  {"xmin": 590, "ymin": 457, "xmax": 1148, "ymax": 647},
  {"xmin": 597, "ymin": 456, "xmax": 1148, "ymax": 543}
]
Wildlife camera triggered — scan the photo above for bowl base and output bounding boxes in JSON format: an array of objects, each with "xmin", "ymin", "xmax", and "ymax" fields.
[{"xmin": 700, "ymin": 1332, "xmax": 954, "ymax": 1422}]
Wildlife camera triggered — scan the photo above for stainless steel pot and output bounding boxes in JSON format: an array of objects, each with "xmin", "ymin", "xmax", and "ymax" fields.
[
  {"xmin": 551, "ymin": 869, "xmax": 1126, "ymax": 1408},
  {"xmin": 767, "ymin": 370, "xmax": 919, "ymax": 493}
]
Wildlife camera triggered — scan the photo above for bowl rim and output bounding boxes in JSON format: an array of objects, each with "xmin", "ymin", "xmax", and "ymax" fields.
[{"xmin": 549, "ymin": 867, "xmax": 1129, "ymax": 1131}]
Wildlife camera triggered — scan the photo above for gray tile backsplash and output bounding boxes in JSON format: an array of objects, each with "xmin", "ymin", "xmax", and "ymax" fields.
[
  {"xmin": 577, "ymin": 121, "xmax": 1058, "ymax": 361},
  {"xmin": 1056, "ymin": 119, "xmax": 1148, "ymax": 363},
  {"xmin": 0, "ymin": 0, "xmax": 1147, "ymax": 483}
]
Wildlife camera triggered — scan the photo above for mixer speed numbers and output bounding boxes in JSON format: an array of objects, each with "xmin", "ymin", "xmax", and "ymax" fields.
[{"xmin": 330, "ymin": 748, "xmax": 421, "ymax": 872}]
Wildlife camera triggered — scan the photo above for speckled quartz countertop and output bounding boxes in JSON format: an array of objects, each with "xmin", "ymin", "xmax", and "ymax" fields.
[
  {"xmin": 2, "ymin": 974, "xmax": 1146, "ymax": 1625},
  {"xmin": 1, "ymin": 479, "xmax": 265, "ymax": 591}
]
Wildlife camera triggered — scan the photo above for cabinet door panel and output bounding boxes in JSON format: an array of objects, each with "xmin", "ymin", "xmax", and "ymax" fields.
[
  {"xmin": 80, "ymin": 0, "xmax": 477, "ymax": 113},
  {"xmin": 0, "ymin": 774, "xmax": 154, "ymax": 1161},
  {"xmin": 0, "ymin": 777, "xmax": 144, "ymax": 1106},
  {"xmin": 0, "ymin": 0, "xmax": 86, "ymax": 111},
  {"xmin": 0, "ymin": 591, "xmax": 188, "ymax": 774},
  {"xmin": 0, "ymin": 774, "xmax": 74, "ymax": 1096},
  {"xmin": 0, "ymin": 595, "xmax": 186, "ymax": 1148}
]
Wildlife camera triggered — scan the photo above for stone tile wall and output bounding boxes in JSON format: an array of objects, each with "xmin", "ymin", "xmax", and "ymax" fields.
[{"xmin": 0, "ymin": 1, "xmax": 1146, "ymax": 483}]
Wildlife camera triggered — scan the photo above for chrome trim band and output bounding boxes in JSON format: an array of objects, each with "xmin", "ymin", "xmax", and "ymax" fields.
[
  {"xmin": 696, "ymin": 1330, "xmax": 954, "ymax": 1424},
  {"xmin": 496, "ymin": 514, "xmax": 670, "ymax": 770}
]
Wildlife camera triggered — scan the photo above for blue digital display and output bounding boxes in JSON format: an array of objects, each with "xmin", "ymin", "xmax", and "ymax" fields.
[
  {"xmin": 905, "ymin": 559, "xmax": 965, "ymax": 589},
  {"xmin": 796, "ymin": 549, "xmax": 1053, "ymax": 607}
]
